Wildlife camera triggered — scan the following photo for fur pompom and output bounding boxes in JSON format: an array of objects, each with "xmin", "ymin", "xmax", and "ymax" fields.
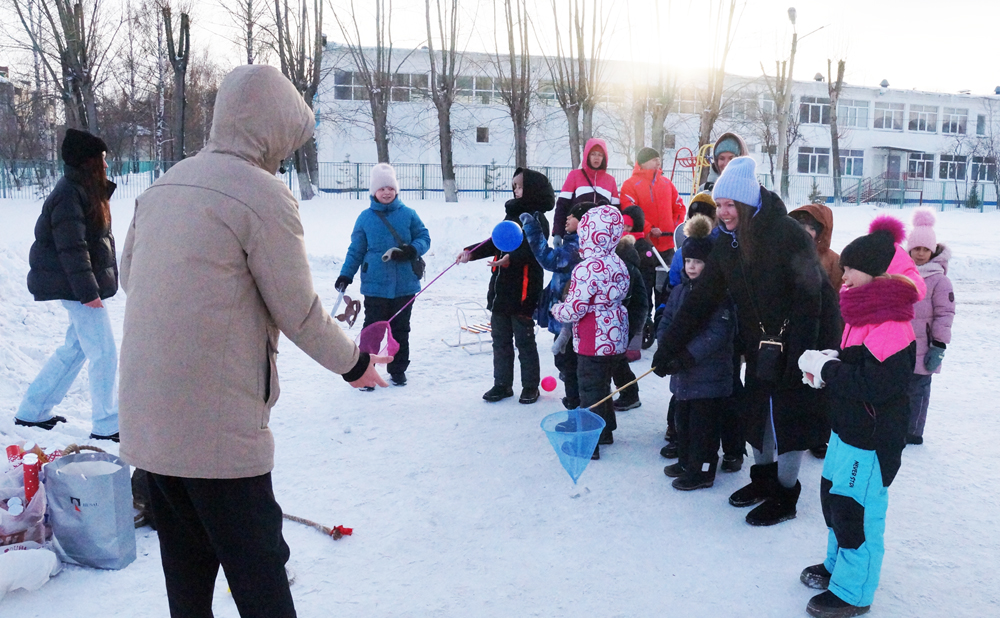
[
  {"xmin": 869, "ymin": 214, "xmax": 906, "ymax": 245},
  {"xmin": 912, "ymin": 208, "xmax": 936, "ymax": 228},
  {"xmin": 683, "ymin": 214, "xmax": 713, "ymax": 240}
]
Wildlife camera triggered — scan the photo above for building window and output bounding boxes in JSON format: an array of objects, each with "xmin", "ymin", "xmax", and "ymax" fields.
[
  {"xmin": 797, "ymin": 147, "xmax": 830, "ymax": 174},
  {"xmin": 907, "ymin": 153, "xmax": 935, "ymax": 179},
  {"xmin": 536, "ymin": 80, "xmax": 558, "ymax": 103},
  {"xmin": 939, "ymin": 154, "xmax": 967, "ymax": 179},
  {"xmin": 838, "ymin": 99, "xmax": 869, "ymax": 128},
  {"xmin": 723, "ymin": 97, "xmax": 752, "ymax": 120},
  {"xmin": 799, "ymin": 96, "xmax": 831, "ymax": 124},
  {"xmin": 333, "ymin": 70, "xmax": 367, "ymax": 101},
  {"xmin": 476, "ymin": 127, "xmax": 489, "ymax": 143},
  {"xmin": 839, "ymin": 150, "xmax": 864, "ymax": 176},
  {"xmin": 976, "ymin": 114, "xmax": 986, "ymax": 136},
  {"xmin": 942, "ymin": 108, "xmax": 968, "ymax": 134},
  {"xmin": 972, "ymin": 156, "xmax": 996, "ymax": 181},
  {"xmin": 873, "ymin": 102, "xmax": 904, "ymax": 130},
  {"xmin": 908, "ymin": 104, "xmax": 938, "ymax": 132},
  {"xmin": 675, "ymin": 87, "xmax": 699, "ymax": 114},
  {"xmin": 761, "ymin": 144, "xmax": 777, "ymax": 155},
  {"xmin": 760, "ymin": 97, "xmax": 776, "ymax": 115}
]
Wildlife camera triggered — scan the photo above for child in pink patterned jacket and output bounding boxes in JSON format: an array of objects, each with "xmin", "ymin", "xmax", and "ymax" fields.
[
  {"xmin": 551, "ymin": 204, "xmax": 630, "ymax": 460},
  {"xmin": 905, "ymin": 209, "xmax": 955, "ymax": 445}
]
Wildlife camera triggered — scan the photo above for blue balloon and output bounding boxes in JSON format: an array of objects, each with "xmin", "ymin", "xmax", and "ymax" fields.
[{"xmin": 491, "ymin": 220, "xmax": 524, "ymax": 252}]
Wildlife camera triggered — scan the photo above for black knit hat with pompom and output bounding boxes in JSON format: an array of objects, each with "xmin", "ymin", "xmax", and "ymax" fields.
[{"xmin": 61, "ymin": 129, "xmax": 108, "ymax": 168}]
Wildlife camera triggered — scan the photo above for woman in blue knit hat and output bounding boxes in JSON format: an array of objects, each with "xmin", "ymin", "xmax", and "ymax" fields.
[{"xmin": 653, "ymin": 156, "xmax": 842, "ymax": 526}]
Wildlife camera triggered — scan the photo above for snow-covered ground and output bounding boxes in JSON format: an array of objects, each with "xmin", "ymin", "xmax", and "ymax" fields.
[{"xmin": 1, "ymin": 196, "xmax": 998, "ymax": 617}]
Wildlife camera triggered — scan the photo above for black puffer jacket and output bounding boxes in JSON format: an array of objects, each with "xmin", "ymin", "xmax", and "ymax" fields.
[
  {"xmin": 467, "ymin": 168, "xmax": 554, "ymax": 316},
  {"xmin": 27, "ymin": 166, "xmax": 118, "ymax": 303},
  {"xmin": 615, "ymin": 236, "xmax": 649, "ymax": 338},
  {"xmin": 656, "ymin": 186, "xmax": 841, "ymax": 453}
]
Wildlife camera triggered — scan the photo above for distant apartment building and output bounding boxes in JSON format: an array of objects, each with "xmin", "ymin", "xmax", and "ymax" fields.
[{"xmin": 316, "ymin": 44, "xmax": 1000, "ymax": 205}]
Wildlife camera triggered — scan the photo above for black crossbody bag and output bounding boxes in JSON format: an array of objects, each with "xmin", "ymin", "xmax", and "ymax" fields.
[
  {"xmin": 739, "ymin": 250, "xmax": 788, "ymax": 383},
  {"xmin": 373, "ymin": 210, "xmax": 426, "ymax": 279}
]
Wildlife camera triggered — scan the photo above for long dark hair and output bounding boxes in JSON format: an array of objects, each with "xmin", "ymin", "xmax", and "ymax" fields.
[
  {"xmin": 733, "ymin": 200, "xmax": 759, "ymax": 260},
  {"xmin": 77, "ymin": 157, "xmax": 111, "ymax": 231}
]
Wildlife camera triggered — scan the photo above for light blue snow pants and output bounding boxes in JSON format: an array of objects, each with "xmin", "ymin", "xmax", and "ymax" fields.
[
  {"xmin": 819, "ymin": 432, "xmax": 889, "ymax": 608},
  {"xmin": 15, "ymin": 300, "xmax": 119, "ymax": 436}
]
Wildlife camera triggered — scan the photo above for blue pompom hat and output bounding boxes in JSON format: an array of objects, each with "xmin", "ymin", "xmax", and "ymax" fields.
[{"xmin": 712, "ymin": 156, "xmax": 762, "ymax": 209}]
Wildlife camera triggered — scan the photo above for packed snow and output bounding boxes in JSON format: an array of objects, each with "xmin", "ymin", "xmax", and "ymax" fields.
[{"xmin": 1, "ymin": 196, "xmax": 998, "ymax": 617}]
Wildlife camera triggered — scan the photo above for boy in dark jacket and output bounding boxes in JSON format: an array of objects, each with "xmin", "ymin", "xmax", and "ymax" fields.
[
  {"xmin": 458, "ymin": 168, "xmax": 554, "ymax": 404},
  {"xmin": 611, "ymin": 235, "xmax": 648, "ymax": 410},
  {"xmin": 621, "ymin": 205, "xmax": 658, "ymax": 347},
  {"xmin": 520, "ymin": 203, "xmax": 585, "ymax": 409},
  {"xmin": 796, "ymin": 216, "xmax": 923, "ymax": 618},
  {"xmin": 654, "ymin": 215, "xmax": 736, "ymax": 490}
]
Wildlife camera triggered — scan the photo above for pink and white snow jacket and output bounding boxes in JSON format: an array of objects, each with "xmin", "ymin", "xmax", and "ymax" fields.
[
  {"xmin": 912, "ymin": 244, "xmax": 955, "ymax": 375},
  {"xmin": 551, "ymin": 205, "xmax": 630, "ymax": 356},
  {"xmin": 552, "ymin": 138, "xmax": 620, "ymax": 237}
]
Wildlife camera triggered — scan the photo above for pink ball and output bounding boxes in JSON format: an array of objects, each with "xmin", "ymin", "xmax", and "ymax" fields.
[{"xmin": 540, "ymin": 376, "xmax": 558, "ymax": 392}]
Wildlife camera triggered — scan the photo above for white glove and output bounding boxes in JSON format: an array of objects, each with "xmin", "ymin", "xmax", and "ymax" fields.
[
  {"xmin": 798, "ymin": 349, "xmax": 839, "ymax": 389},
  {"xmin": 552, "ymin": 323, "xmax": 573, "ymax": 355},
  {"xmin": 551, "ymin": 235, "xmax": 563, "ymax": 248},
  {"xmin": 382, "ymin": 247, "xmax": 401, "ymax": 262}
]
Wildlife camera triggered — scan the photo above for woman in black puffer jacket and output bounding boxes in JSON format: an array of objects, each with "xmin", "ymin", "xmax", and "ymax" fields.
[
  {"xmin": 15, "ymin": 129, "xmax": 120, "ymax": 441},
  {"xmin": 654, "ymin": 156, "xmax": 842, "ymax": 527}
]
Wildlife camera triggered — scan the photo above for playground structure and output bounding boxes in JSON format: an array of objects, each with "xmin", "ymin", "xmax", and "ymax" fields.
[{"xmin": 670, "ymin": 144, "xmax": 714, "ymax": 200}]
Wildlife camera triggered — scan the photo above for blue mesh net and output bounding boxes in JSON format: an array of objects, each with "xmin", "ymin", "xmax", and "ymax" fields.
[{"xmin": 540, "ymin": 408, "xmax": 606, "ymax": 483}]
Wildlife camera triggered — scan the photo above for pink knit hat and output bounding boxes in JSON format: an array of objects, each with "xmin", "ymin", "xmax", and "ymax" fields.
[{"xmin": 907, "ymin": 208, "xmax": 937, "ymax": 252}]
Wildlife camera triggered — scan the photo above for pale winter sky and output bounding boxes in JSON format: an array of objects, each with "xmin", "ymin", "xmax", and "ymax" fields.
[{"xmin": 186, "ymin": 0, "xmax": 997, "ymax": 95}]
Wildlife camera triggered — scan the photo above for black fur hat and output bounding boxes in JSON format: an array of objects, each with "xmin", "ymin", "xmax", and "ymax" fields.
[
  {"xmin": 61, "ymin": 129, "xmax": 108, "ymax": 168},
  {"xmin": 569, "ymin": 201, "xmax": 598, "ymax": 221},
  {"xmin": 681, "ymin": 214, "xmax": 714, "ymax": 262}
]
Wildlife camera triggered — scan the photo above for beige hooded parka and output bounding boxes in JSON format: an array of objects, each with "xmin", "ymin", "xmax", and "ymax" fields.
[{"xmin": 118, "ymin": 65, "xmax": 362, "ymax": 479}]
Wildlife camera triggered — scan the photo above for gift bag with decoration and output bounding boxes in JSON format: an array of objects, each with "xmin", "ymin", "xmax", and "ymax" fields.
[{"xmin": 43, "ymin": 451, "xmax": 136, "ymax": 570}]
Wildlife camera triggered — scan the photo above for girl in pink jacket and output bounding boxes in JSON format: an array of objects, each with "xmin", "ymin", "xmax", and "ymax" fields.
[
  {"xmin": 905, "ymin": 209, "xmax": 955, "ymax": 445},
  {"xmin": 551, "ymin": 205, "xmax": 630, "ymax": 459}
]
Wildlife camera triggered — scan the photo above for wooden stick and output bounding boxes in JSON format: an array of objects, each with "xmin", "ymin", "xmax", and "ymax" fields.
[{"xmin": 588, "ymin": 367, "xmax": 657, "ymax": 410}]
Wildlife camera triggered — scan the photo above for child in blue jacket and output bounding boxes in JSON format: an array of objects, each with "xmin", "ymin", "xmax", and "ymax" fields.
[
  {"xmin": 336, "ymin": 164, "xmax": 430, "ymax": 387},
  {"xmin": 796, "ymin": 215, "xmax": 924, "ymax": 618},
  {"xmin": 653, "ymin": 215, "xmax": 736, "ymax": 490}
]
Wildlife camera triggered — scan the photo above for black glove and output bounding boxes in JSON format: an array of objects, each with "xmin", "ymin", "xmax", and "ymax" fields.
[
  {"xmin": 392, "ymin": 244, "xmax": 418, "ymax": 261},
  {"xmin": 335, "ymin": 276, "xmax": 352, "ymax": 292},
  {"xmin": 652, "ymin": 348, "xmax": 674, "ymax": 377}
]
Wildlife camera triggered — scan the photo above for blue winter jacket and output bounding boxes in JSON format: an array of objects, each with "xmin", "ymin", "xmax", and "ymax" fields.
[
  {"xmin": 669, "ymin": 225, "xmax": 722, "ymax": 288},
  {"xmin": 522, "ymin": 214, "xmax": 580, "ymax": 335},
  {"xmin": 340, "ymin": 196, "xmax": 431, "ymax": 299},
  {"xmin": 656, "ymin": 274, "xmax": 736, "ymax": 400}
]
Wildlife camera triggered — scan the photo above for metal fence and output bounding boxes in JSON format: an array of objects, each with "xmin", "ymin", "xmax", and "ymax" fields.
[{"xmin": 2, "ymin": 159, "xmax": 997, "ymax": 212}]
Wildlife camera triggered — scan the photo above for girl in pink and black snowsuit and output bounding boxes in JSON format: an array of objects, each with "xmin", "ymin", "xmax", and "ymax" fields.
[
  {"xmin": 551, "ymin": 205, "xmax": 631, "ymax": 460},
  {"xmin": 551, "ymin": 138, "xmax": 620, "ymax": 243},
  {"xmin": 905, "ymin": 209, "xmax": 955, "ymax": 445}
]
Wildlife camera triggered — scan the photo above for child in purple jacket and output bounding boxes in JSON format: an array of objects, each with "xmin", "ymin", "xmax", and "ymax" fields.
[{"xmin": 904, "ymin": 209, "xmax": 955, "ymax": 445}]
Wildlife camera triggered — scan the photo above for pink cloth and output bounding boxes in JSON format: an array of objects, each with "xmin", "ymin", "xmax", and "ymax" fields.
[
  {"xmin": 551, "ymin": 205, "xmax": 630, "ymax": 356},
  {"xmin": 912, "ymin": 244, "xmax": 955, "ymax": 375}
]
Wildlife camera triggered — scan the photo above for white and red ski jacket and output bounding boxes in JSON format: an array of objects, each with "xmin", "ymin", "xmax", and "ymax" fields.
[{"xmin": 552, "ymin": 138, "xmax": 621, "ymax": 237}]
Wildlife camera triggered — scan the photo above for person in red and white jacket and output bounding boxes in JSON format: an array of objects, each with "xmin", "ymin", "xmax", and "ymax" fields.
[{"xmin": 552, "ymin": 138, "xmax": 620, "ymax": 242}]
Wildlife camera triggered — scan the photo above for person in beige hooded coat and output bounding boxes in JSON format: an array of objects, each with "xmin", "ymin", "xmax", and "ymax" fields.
[{"xmin": 118, "ymin": 65, "xmax": 389, "ymax": 618}]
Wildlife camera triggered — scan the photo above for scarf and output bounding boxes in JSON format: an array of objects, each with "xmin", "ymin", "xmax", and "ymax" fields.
[{"xmin": 840, "ymin": 276, "xmax": 919, "ymax": 326}]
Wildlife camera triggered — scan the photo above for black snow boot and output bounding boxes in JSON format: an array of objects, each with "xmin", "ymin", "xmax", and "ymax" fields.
[
  {"xmin": 483, "ymin": 384, "xmax": 514, "ymax": 402},
  {"xmin": 613, "ymin": 390, "xmax": 641, "ymax": 411},
  {"xmin": 720, "ymin": 453, "xmax": 743, "ymax": 473},
  {"xmin": 660, "ymin": 440, "xmax": 679, "ymax": 459},
  {"xmin": 672, "ymin": 458, "xmax": 717, "ymax": 491},
  {"xmin": 800, "ymin": 563, "xmax": 832, "ymax": 590},
  {"xmin": 663, "ymin": 462, "xmax": 686, "ymax": 478},
  {"xmin": 746, "ymin": 480, "xmax": 801, "ymax": 526},
  {"xmin": 519, "ymin": 387, "xmax": 540, "ymax": 404},
  {"xmin": 15, "ymin": 415, "xmax": 67, "ymax": 430},
  {"xmin": 728, "ymin": 462, "xmax": 777, "ymax": 507},
  {"xmin": 806, "ymin": 591, "xmax": 870, "ymax": 617}
]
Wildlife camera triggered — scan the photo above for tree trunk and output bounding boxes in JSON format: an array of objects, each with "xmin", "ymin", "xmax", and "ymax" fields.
[
  {"xmin": 172, "ymin": 70, "xmax": 186, "ymax": 161},
  {"xmin": 828, "ymin": 59, "xmax": 845, "ymax": 206},
  {"xmin": 294, "ymin": 147, "xmax": 315, "ymax": 200},
  {"xmin": 373, "ymin": 103, "xmax": 390, "ymax": 163},
  {"xmin": 582, "ymin": 104, "xmax": 595, "ymax": 146},
  {"xmin": 565, "ymin": 106, "xmax": 582, "ymax": 168},
  {"xmin": 513, "ymin": 111, "xmax": 528, "ymax": 168},
  {"xmin": 437, "ymin": 105, "xmax": 458, "ymax": 202},
  {"xmin": 633, "ymin": 93, "xmax": 645, "ymax": 159}
]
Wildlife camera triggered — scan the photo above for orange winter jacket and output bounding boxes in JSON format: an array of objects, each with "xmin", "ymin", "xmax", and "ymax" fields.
[{"xmin": 619, "ymin": 166, "xmax": 686, "ymax": 252}]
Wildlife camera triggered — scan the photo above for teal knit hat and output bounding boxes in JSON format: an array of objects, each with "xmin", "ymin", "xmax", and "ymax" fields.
[{"xmin": 712, "ymin": 156, "xmax": 761, "ymax": 209}]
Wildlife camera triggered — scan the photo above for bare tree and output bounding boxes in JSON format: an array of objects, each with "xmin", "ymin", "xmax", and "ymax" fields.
[
  {"xmin": 695, "ymin": 0, "xmax": 739, "ymax": 184},
  {"xmin": 543, "ymin": 0, "xmax": 610, "ymax": 167},
  {"xmin": 978, "ymin": 99, "xmax": 1000, "ymax": 204},
  {"xmin": 219, "ymin": 0, "xmax": 272, "ymax": 65},
  {"xmin": 331, "ymin": 0, "xmax": 395, "ymax": 164},
  {"xmin": 274, "ymin": 0, "xmax": 323, "ymax": 199},
  {"xmin": 827, "ymin": 59, "xmax": 845, "ymax": 205},
  {"xmin": 6, "ymin": 0, "xmax": 121, "ymax": 132},
  {"xmin": 489, "ymin": 0, "xmax": 531, "ymax": 168},
  {"xmin": 163, "ymin": 6, "xmax": 190, "ymax": 161},
  {"xmin": 425, "ymin": 0, "xmax": 460, "ymax": 201}
]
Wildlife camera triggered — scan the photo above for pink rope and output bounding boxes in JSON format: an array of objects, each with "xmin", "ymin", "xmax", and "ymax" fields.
[{"xmin": 387, "ymin": 238, "xmax": 491, "ymax": 324}]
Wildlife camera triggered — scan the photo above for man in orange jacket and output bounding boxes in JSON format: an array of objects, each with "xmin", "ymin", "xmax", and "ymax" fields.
[{"xmin": 620, "ymin": 147, "xmax": 687, "ymax": 310}]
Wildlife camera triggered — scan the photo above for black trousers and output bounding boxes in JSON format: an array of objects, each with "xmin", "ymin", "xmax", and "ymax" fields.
[
  {"xmin": 611, "ymin": 354, "xmax": 638, "ymax": 398},
  {"xmin": 553, "ymin": 334, "xmax": 579, "ymax": 404},
  {"xmin": 675, "ymin": 397, "xmax": 724, "ymax": 478},
  {"xmin": 363, "ymin": 294, "xmax": 414, "ymax": 376},
  {"xmin": 578, "ymin": 354, "xmax": 621, "ymax": 435},
  {"xmin": 147, "ymin": 472, "xmax": 296, "ymax": 618},
  {"xmin": 491, "ymin": 311, "xmax": 539, "ymax": 389},
  {"xmin": 720, "ymin": 354, "xmax": 746, "ymax": 457}
]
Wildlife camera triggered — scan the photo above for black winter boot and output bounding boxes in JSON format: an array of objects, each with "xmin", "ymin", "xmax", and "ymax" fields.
[
  {"xmin": 483, "ymin": 384, "xmax": 514, "ymax": 402},
  {"xmin": 15, "ymin": 415, "xmax": 67, "ymax": 430},
  {"xmin": 800, "ymin": 563, "xmax": 832, "ymax": 590},
  {"xmin": 746, "ymin": 480, "xmax": 801, "ymax": 526},
  {"xmin": 672, "ymin": 458, "xmax": 717, "ymax": 491},
  {"xmin": 613, "ymin": 390, "xmax": 641, "ymax": 411},
  {"xmin": 519, "ymin": 387, "xmax": 540, "ymax": 404},
  {"xmin": 728, "ymin": 462, "xmax": 777, "ymax": 507},
  {"xmin": 806, "ymin": 591, "xmax": 870, "ymax": 617},
  {"xmin": 663, "ymin": 462, "xmax": 686, "ymax": 478},
  {"xmin": 720, "ymin": 453, "xmax": 743, "ymax": 472}
]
